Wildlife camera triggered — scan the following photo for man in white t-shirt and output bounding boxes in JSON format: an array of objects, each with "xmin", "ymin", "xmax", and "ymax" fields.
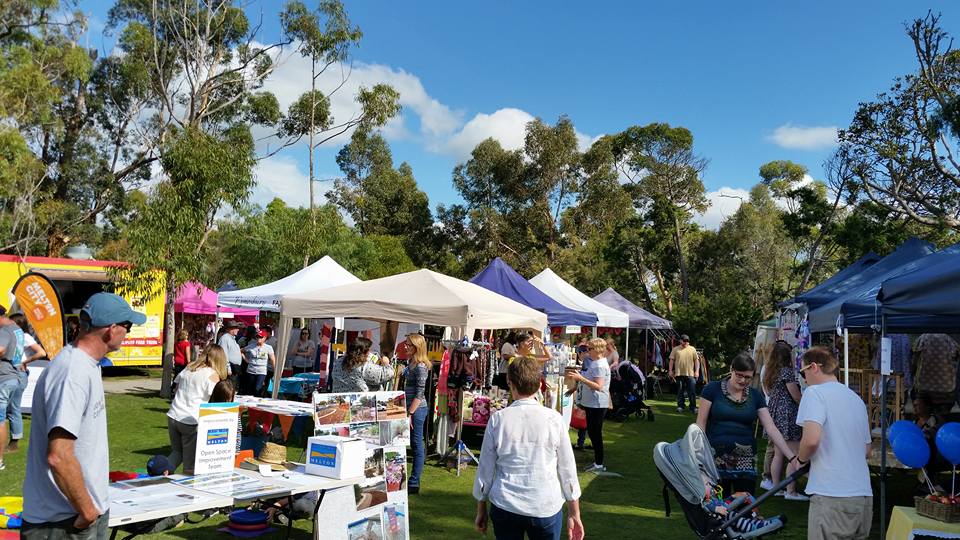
[
  {"xmin": 795, "ymin": 346, "xmax": 873, "ymax": 540},
  {"xmin": 242, "ymin": 329, "xmax": 275, "ymax": 397}
]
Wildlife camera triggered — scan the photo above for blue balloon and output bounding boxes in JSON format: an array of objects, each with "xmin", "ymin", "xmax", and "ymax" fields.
[
  {"xmin": 935, "ymin": 422, "xmax": 960, "ymax": 466},
  {"xmin": 888, "ymin": 420, "xmax": 922, "ymax": 446},
  {"xmin": 892, "ymin": 431, "xmax": 931, "ymax": 469}
]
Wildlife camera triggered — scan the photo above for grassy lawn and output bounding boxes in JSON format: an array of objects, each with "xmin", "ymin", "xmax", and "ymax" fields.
[{"xmin": 1, "ymin": 391, "xmax": 918, "ymax": 539}]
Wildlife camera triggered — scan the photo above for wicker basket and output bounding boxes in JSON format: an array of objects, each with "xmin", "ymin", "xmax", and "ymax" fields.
[{"xmin": 914, "ymin": 496, "xmax": 960, "ymax": 523}]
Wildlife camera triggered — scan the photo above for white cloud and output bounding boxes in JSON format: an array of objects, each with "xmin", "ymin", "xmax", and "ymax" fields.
[
  {"xmin": 441, "ymin": 108, "xmax": 534, "ymax": 157},
  {"xmin": 768, "ymin": 124, "xmax": 838, "ymax": 150},
  {"xmin": 250, "ymin": 155, "xmax": 336, "ymax": 208},
  {"xmin": 260, "ymin": 46, "xmax": 598, "ymax": 161},
  {"xmin": 693, "ymin": 187, "xmax": 751, "ymax": 230}
]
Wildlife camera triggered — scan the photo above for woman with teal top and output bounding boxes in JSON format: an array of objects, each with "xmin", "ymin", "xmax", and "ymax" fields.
[{"xmin": 695, "ymin": 352, "xmax": 798, "ymax": 496}]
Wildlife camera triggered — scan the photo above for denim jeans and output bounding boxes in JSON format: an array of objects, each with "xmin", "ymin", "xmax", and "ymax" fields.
[
  {"xmin": 243, "ymin": 373, "xmax": 267, "ymax": 396},
  {"xmin": 0, "ymin": 377, "xmax": 20, "ymax": 432},
  {"xmin": 7, "ymin": 369, "xmax": 28, "ymax": 439},
  {"xmin": 676, "ymin": 375, "xmax": 697, "ymax": 411},
  {"xmin": 576, "ymin": 429, "xmax": 586, "ymax": 447},
  {"xmin": 490, "ymin": 505, "xmax": 562, "ymax": 540},
  {"xmin": 408, "ymin": 405, "xmax": 427, "ymax": 488}
]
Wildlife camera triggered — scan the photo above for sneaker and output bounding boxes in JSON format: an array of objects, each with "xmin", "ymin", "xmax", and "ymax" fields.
[
  {"xmin": 760, "ymin": 478, "xmax": 774, "ymax": 491},
  {"xmin": 784, "ymin": 492, "xmax": 810, "ymax": 502},
  {"xmin": 0, "ymin": 460, "xmax": 5, "ymax": 471},
  {"xmin": 677, "ymin": 407, "xmax": 684, "ymax": 413},
  {"xmin": 573, "ymin": 445, "xmax": 585, "ymax": 451},
  {"xmin": 585, "ymin": 463, "xmax": 606, "ymax": 473}
]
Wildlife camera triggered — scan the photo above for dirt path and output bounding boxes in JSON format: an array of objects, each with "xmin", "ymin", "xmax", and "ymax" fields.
[{"xmin": 102, "ymin": 376, "xmax": 162, "ymax": 395}]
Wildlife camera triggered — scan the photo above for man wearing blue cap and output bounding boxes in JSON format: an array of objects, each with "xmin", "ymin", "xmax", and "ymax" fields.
[{"xmin": 22, "ymin": 292, "xmax": 146, "ymax": 539}]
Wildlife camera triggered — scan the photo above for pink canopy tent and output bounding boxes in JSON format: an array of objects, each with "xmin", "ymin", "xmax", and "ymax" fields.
[{"xmin": 175, "ymin": 281, "xmax": 259, "ymax": 320}]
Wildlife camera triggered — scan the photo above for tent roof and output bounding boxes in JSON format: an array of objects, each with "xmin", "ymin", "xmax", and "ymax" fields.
[
  {"xmin": 592, "ymin": 288, "xmax": 672, "ymax": 330},
  {"xmin": 808, "ymin": 242, "xmax": 960, "ymax": 333},
  {"xmin": 469, "ymin": 258, "xmax": 597, "ymax": 327},
  {"xmin": 879, "ymin": 244, "xmax": 960, "ymax": 330},
  {"xmin": 175, "ymin": 281, "xmax": 258, "ymax": 316},
  {"xmin": 786, "ymin": 251, "xmax": 881, "ymax": 307},
  {"xmin": 279, "ymin": 268, "xmax": 548, "ymax": 333},
  {"xmin": 796, "ymin": 238, "xmax": 933, "ymax": 311},
  {"xmin": 218, "ymin": 256, "xmax": 360, "ymax": 312},
  {"xmin": 529, "ymin": 269, "xmax": 629, "ymax": 328}
]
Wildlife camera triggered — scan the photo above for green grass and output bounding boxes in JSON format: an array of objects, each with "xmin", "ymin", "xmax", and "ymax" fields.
[{"xmin": 2, "ymin": 391, "xmax": 921, "ymax": 539}]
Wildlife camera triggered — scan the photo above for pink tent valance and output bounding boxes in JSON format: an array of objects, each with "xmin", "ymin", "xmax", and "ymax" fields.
[{"xmin": 175, "ymin": 281, "xmax": 259, "ymax": 317}]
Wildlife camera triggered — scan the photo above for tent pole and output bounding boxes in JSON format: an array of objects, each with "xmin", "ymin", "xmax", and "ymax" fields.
[
  {"xmin": 625, "ymin": 328, "xmax": 630, "ymax": 362},
  {"xmin": 843, "ymin": 328, "xmax": 850, "ymax": 387},
  {"xmin": 879, "ymin": 315, "xmax": 888, "ymax": 539}
]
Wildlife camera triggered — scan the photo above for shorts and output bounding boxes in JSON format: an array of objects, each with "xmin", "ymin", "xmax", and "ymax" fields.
[{"xmin": 0, "ymin": 377, "xmax": 21, "ymax": 420}]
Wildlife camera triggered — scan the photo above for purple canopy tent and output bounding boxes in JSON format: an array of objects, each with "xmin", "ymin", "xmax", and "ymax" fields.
[{"xmin": 593, "ymin": 287, "xmax": 672, "ymax": 369}]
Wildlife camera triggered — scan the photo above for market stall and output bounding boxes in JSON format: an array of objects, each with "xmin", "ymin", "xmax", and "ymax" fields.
[
  {"xmin": 175, "ymin": 281, "xmax": 258, "ymax": 340},
  {"xmin": 275, "ymin": 268, "xmax": 550, "ymax": 455}
]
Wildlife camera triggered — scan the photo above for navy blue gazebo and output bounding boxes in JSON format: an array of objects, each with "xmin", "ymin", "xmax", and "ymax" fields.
[{"xmin": 469, "ymin": 257, "xmax": 598, "ymax": 327}]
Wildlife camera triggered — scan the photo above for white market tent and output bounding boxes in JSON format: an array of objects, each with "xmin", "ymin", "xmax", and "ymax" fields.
[
  {"xmin": 273, "ymin": 268, "xmax": 549, "ymax": 397},
  {"xmin": 218, "ymin": 255, "xmax": 361, "ymax": 312},
  {"xmin": 529, "ymin": 269, "xmax": 629, "ymax": 328}
]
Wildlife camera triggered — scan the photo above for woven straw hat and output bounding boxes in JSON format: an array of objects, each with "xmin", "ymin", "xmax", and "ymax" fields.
[{"xmin": 242, "ymin": 442, "xmax": 288, "ymax": 471}]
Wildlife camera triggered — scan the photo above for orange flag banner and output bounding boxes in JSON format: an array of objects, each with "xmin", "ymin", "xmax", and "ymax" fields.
[
  {"xmin": 277, "ymin": 414, "xmax": 294, "ymax": 440},
  {"xmin": 11, "ymin": 272, "xmax": 66, "ymax": 358}
]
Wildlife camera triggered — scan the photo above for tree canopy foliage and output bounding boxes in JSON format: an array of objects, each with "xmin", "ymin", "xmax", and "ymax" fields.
[{"xmin": 3, "ymin": 4, "xmax": 960, "ymax": 370}]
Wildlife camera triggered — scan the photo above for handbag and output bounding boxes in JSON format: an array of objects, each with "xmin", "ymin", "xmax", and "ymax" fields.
[{"xmin": 570, "ymin": 406, "xmax": 587, "ymax": 430}]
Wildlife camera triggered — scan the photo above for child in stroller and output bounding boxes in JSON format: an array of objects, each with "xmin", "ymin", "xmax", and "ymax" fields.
[
  {"xmin": 654, "ymin": 424, "xmax": 799, "ymax": 539},
  {"xmin": 608, "ymin": 359, "xmax": 654, "ymax": 422}
]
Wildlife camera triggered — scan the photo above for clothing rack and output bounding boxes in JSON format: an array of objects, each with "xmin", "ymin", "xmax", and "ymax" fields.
[{"xmin": 439, "ymin": 338, "xmax": 490, "ymax": 475}]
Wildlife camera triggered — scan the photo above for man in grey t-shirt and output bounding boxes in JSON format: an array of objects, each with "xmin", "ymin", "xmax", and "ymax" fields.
[
  {"xmin": 23, "ymin": 293, "xmax": 146, "ymax": 540},
  {"xmin": 0, "ymin": 308, "xmax": 21, "ymax": 468}
]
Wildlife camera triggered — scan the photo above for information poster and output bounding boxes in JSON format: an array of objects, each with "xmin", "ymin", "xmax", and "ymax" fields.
[
  {"xmin": 194, "ymin": 402, "xmax": 240, "ymax": 474},
  {"xmin": 313, "ymin": 391, "xmax": 411, "ymax": 540}
]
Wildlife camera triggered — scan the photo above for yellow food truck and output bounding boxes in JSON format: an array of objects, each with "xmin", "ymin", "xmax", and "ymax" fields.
[{"xmin": 0, "ymin": 254, "xmax": 166, "ymax": 366}]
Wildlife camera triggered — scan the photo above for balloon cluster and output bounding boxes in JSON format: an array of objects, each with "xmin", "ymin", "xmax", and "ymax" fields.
[{"xmin": 889, "ymin": 420, "xmax": 960, "ymax": 496}]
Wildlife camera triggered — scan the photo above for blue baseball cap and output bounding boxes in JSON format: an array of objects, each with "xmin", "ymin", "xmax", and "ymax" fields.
[
  {"xmin": 81, "ymin": 293, "xmax": 147, "ymax": 327},
  {"xmin": 147, "ymin": 454, "xmax": 172, "ymax": 476}
]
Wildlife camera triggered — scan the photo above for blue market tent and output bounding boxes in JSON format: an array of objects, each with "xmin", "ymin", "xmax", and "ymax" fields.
[
  {"xmin": 878, "ymin": 247, "xmax": 960, "ymax": 331},
  {"xmin": 470, "ymin": 257, "xmax": 598, "ymax": 327},
  {"xmin": 592, "ymin": 288, "xmax": 672, "ymax": 330},
  {"xmin": 808, "ymin": 242, "xmax": 960, "ymax": 333},
  {"xmin": 787, "ymin": 251, "xmax": 880, "ymax": 308},
  {"xmin": 797, "ymin": 238, "xmax": 933, "ymax": 312}
]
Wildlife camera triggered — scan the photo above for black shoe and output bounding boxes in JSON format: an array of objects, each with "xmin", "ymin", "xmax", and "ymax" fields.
[{"xmin": 408, "ymin": 485, "xmax": 420, "ymax": 495}]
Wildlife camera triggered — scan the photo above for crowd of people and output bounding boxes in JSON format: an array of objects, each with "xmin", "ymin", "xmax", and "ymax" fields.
[{"xmin": 7, "ymin": 286, "xmax": 955, "ymax": 540}]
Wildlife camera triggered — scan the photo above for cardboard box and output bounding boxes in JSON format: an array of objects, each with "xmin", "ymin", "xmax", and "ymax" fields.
[{"xmin": 306, "ymin": 435, "xmax": 365, "ymax": 479}]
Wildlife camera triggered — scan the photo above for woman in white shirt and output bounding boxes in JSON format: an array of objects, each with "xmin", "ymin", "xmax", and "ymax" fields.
[
  {"xmin": 474, "ymin": 356, "xmax": 584, "ymax": 540},
  {"xmin": 567, "ymin": 337, "xmax": 611, "ymax": 473},
  {"xmin": 166, "ymin": 345, "xmax": 229, "ymax": 474}
]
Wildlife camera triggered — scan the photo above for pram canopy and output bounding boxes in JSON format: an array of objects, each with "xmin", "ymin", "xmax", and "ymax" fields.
[{"xmin": 653, "ymin": 424, "xmax": 719, "ymax": 506}]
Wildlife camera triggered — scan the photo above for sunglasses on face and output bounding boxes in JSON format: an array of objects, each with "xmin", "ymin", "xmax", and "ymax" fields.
[
  {"xmin": 116, "ymin": 321, "xmax": 133, "ymax": 332},
  {"xmin": 799, "ymin": 362, "xmax": 819, "ymax": 380}
]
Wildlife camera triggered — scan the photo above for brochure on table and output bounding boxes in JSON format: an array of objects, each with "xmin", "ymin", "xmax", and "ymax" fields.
[
  {"xmin": 313, "ymin": 390, "xmax": 411, "ymax": 540},
  {"xmin": 194, "ymin": 402, "xmax": 241, "ymax": 474}
]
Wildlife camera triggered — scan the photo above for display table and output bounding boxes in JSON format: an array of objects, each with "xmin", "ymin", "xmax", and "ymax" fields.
[
  {"xmin": 268, "ymin": 373, "xmax": 322, "ymax": 397},
  {"xmin": 887, "ymin": 506, "xmax": 960, "ymax": 540},
  {"xmin": 108, "ymin": 467, "xmax": 362, "ymax": 530}
]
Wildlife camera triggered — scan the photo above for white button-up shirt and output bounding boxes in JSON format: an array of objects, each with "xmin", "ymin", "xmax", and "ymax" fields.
[{"xmin": 472, "ymin": 396, "xmax": 581, "ymax": 518}]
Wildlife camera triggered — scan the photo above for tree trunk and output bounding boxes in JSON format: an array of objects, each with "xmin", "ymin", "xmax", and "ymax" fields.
[
  {"xmin": 631, "ymin": 246, "xmax": 660, "ymax": 316},
  {"xmin": 673, "ymin": 213, "xmax": 690, "ymax": 304},
  {"xmin": 308, "ymin": 55, "xmax": 317, "ymax": 225},
  {"xmin": 652, "ymin": 265, "xmax": 674, "ymax": 317},
  {"xmin": 795, "ymin": 185, "xmax": 844, "ymax": 294},
  {"xmin": 159, "ymin": 273, "xmax": 176, "ymax": 398}
]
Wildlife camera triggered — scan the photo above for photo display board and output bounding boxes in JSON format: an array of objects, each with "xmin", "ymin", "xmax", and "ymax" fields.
[{"xmin": 313, "ymin": 391, "xmax": 411, "ymax": 540}]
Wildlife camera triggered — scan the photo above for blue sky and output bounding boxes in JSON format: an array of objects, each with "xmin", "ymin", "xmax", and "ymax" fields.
[{"xmin": 84, "ymin": 1, "xmax": 960, "ymax": 227}]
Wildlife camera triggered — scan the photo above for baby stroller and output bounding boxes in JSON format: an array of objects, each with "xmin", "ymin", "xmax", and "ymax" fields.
[
  {"xmin": 653, "ymin": 424, "xmax": 808, "ymax": 539},
  {"xmin": 609, "ymin": 361, "xmax": 654, "ymax": 422}
]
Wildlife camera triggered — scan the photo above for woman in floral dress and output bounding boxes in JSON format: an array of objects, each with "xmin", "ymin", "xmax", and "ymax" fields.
[{"xmin": 762, "ymin": 341, "xmax": 805, "ymax": 499}]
